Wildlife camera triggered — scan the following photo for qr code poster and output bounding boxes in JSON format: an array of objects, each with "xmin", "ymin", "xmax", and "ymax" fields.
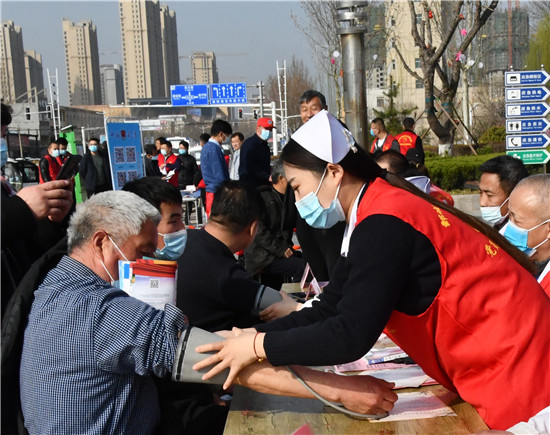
[
  {"xmin": 125, "ymin": 147, "xmax": 137, "ymax": 163},
  {"xmin": 106, "ymin": 122, "xmax": 145, "ymax": 190},
  {"xmin": 116, "ymin": 171, "xmax": 127, "ymax": 187},
  {"xmin": 127, "ymin": 170, "xmax": 139, "ymax": 182},
  {"xmin": 114, "ymin": 147, "xmax": 125, "ymax": 164}
]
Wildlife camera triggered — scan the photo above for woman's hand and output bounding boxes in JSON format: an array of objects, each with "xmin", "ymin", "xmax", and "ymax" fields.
[
  {"xmin": 193, "ymin": 329, "xmax": 262, "ymax": 390},
  {"xmin": 260, "ymin": 291, "xmax": 301, "ymax": 322}
]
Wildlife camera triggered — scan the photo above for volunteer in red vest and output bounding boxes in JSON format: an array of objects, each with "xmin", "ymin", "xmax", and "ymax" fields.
[
  {"xmin": 395, "ymin": 117, "xmax": 424, "ymax": 162},
  {"xmin": 369, "ymin": 118, "xmax": 399, "ymax": 154},
  {"xmin": 39, "ymin": 139, "xmax": 62, "ymax": 183},
  {"xmin": 194, "ymin": 110, "xmax": 550, "ymax": 431},
  {"xmin": 501, "ymin": 174, "xmax": 550, "ymax": 297},
  {"xmin": 158, "ymin": 139, "xmax": 180, "ymax": 188}
]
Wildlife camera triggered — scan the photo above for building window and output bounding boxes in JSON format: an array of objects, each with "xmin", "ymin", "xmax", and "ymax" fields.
[
  {"xmin": 416, "ymin": 79, "xmax": 424, "ymax": 89},
  {"xmin": 416, "ymin": 13, "xmax": 422, "ymax": 24},
  {"xmin": 392, "ymin": 59, "xmax": 396, "ymax": 70},
  {"xmin": 415, "ymin": 58, "xmax": 421, "ymax": 69},
  {"xmin": 377, "ymin": 97, "xmax": 385, "ymax": 107}
]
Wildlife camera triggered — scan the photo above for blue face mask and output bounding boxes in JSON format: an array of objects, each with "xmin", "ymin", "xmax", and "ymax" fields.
[
  {"xmin": 161, "ymin": 149, "xmax": 168, "ymax": 156},
  {"xmin": 59, "ymin": 149, "xmax": 67, "ymax": 156},
  {"xmin": 370, "ymin": 128, "xmax": 375, "ymax": 136},
  {"xmin": 51, "ymin": 149, "xmax": 60, "ymax": 158},
  {"xmin": 155, "ymin": 229, "xmax": 187, "ymax": 260},
  {"xmin": 89, "ymin": 145, "xmax": 98, "ymax": 152},
  {"xmin": 480, "ymin": 198, "xmax": 508, "ymax": 226},
  {"xmin": 295, "ymin": 168, "xmax": 346, "ymax": 229},
  {"xmin": 502, "ymin": 218, "xmax": 550, "ymax": 256},
  {"xmin": 0, "ymin": 137, "xmax": 8, "ymax": 168},
  {"xmin": 151, "ymin": 155, "xmax": 158, "ymax": 161},
  {"xmin": 179, "ymin": 148, "xmax": 187, "ymax": 155},
  {"xmin": 260, "ymin": 129, "xmax": 271, "ymax": 141}
]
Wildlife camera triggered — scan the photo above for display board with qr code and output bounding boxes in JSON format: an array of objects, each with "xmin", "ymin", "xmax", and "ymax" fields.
[{"xmin": 105, "ymin": 121, "xmax": 145, "ymax": 190}]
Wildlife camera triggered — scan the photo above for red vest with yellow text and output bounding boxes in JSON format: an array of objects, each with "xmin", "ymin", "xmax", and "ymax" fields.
[
  {"xmin": 369, "ymin": 134, "xmax": 396, "ymax": 153},
  {"xmin": 158, "ymin": 153, "xmax": 179, "ymax": 187},
  {"xmin": 39, "ymin": 154, "xmax": 61, "ymax": 183},
  {"xmin": 356, "ymin": 178, "xmax": 550, "ymax": 430},
  {"xmin": 395, "ymin": 130, "xmax": 417, "ymax": 156}
]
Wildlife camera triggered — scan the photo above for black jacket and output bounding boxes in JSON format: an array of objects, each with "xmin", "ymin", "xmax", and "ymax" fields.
[
  {"xmin": 238, "ymin": 134, "xmax": 271, "ymax": 189},
  {"xmin": 245, "ymin": 185, "xmax": 297, "ymax": 275},
  {"xmin": 79, "ymin": 151, "xmax": 112, "ymax": 191},
  {"xmin": 145, "ymin": 157, "xmax": 162, "ymax": 177},
  {"xmin": 177, "ymin": 153, "xmax": 198, "ymax": 189}
]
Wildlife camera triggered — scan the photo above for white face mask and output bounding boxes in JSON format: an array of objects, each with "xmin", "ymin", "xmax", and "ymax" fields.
[
  {"xmin": 480, "ymin": 198, "xmax": 509, "ymax": 226},
  {"xmin": 99, "ymin": 235, "xmax": 129, "ymax": 285}
]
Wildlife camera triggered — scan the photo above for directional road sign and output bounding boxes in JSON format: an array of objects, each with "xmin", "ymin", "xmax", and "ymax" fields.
[
  {"xmin": 506, "ymin": 102, "xmax": 550, "ymax": 118},
  {"xmin": 507, "ymin": 149, "xmax": 550, "ymax": 165},
  {"xmin": 506, "ymin": 134, "xmax": 550, "ymax": 149},
  {"xmin": 506, "ymin": 118, "xmax": 550, "ymax": 134},
  {"xmin": 505, "ymin": 86, "xmax": 550, "ymax": 102},
  {"xmin": 505, "ymin": 70, "xmax": 550, "ymax": 86},
  {"xmin": 170, "ymin": 85, "xmax": 209, "ymax": 106},
  {"xmin": 210, "ymin": 83, "xmax": 247, "ymax": 104}
]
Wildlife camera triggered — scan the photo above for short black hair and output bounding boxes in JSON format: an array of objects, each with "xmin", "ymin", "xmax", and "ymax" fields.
[
  {"xmin": 371, "ymin": 118, "xmax": 386, "ymax": 130},
  {"xmin": 1, "ymin": 103, "xmax": 12, "ymax": 127},
  {"xmin": 374, "ymin": 150, "xmax": 409, "ymax": 176},
  {"xmin": 403, "ymin": 117, "xmax": 415, "ymax": 130},
  {"xmin": 144, "ymin": 144, "xmax": 157, "ymax": 155},
  {"xmin": 122, "ymin": 176, "xmax": 182, "ymax": 210},
  {"xmin": 156, "ymin": 136, "xmax": 166, "ymax": 143},
  {"xmin": 230, "ymin": 132, "xmax": 244, "ymax": 142},
  {"xmin": 210, "ymin": 180, "xmax": 264, "ymax": 233},
  {"xmin": 271, "ymin": 159, "xmax": 285, "ymax": 182},
  {"xmin": 199, "ymin": 133, "xmax": 211, "ymax": 143},
  {"xmin": 161, "ymin": 139, "xmax": 172, "ymax": 149},
  {"xmin": 300, "ymin": 90, "xmax": 327, "ymax": 107},
  {"xmin": 479, "ymin": 155, "xmax": 528, "ymax": 195},
  {"xmin": 179, "ymin": 140, "xmax": 189, "ymax": 149},
  {"xmin": 210, "ymin": 119, "xmax": 232, "ymax": 137},
  {"xmin": 56, "ymin": 137, "xmax": 68, "ymax": 146},
  {"xmin": 89, "ymin": 137, "xmax": 100, "ymax": 143}
]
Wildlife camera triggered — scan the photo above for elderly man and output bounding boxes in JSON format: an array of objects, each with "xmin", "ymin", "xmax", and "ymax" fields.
[
  {"xmin": 478, "ymin": 155, "xmax": 528, "ymax": 228},
  {"xmin": 501, "ymin": 174, "xmax": 550, "ymax": 295},
  {"xmin": 238, "ymin": 117, "xmax": 275, "ymax": 189},
  {"xmin": 18, "ymin": 190, "xmax": 396, "ymax": 434}
]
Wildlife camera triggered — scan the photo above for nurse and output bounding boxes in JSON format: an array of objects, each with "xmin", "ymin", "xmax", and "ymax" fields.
[{"xmin": 195, "ymin": 110, "xmax": 549, "ymax": 430}]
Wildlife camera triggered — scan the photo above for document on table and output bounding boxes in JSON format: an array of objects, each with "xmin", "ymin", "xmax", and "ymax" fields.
[
  {"xmin": 360, "ymin": 365, "xmax": 432, "ymax": 389},
  {"xmin": 375, "ymin": 391, "xmax": 456, "ymax": 422}
]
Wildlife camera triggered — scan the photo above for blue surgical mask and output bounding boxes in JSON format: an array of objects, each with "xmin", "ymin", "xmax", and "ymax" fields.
[
  {"xmin": 155, "ymin": 228, "xmax": 187, "ymax": 260},
  {"xmin": 1, "ymin": 137, "xmax": 8, "ymax": 168},
  {"xmin": 295, "ymin": 168, "xmax": 346, "ymax": 229},
  {"xmin": 370, "ymin": 128, "xmax": 375, "ymax": 136},
  {"xmin": 502, "ymin": 218, "xmax": 550, "ymax": 256},
  {"xmin": 161, "ymin": 149, "xmax": 168, "ymax": 156},
  {"xmin": 89, "ymin": 145, "xmax": 98, "ymax": 152},
  {"xmin": 59, "ymin": 149, "xmax": 67, "ymax": 156},
  {"xmin": 51, "ymin": 149, "xmax": 60, "ymax": 158},
  {"xmin": 260, "ymin": 129, "xmax": 271, "ymax": 141},
  {"xmin": 151, "ymin": 155, "xmax": 158, "ymax": 161},
  {"xmin": 480, "ymin": 198, "xmax": 508, "ymax": 226},
  {"xmin": 179, "ymin": 148, "xmax": 187, "ymax": 155}
]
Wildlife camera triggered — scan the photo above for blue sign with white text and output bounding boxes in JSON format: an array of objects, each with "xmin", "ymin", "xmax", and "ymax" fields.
[
  {"xmin": 105, "ymin": 122, "xmax": 144, "ymax": 190},
  {"xmin": 505, "ymin": 86, "xmax": 550, "ymax": 102},
  {"xmin": 506, "ymin": 118, "xmax": 550, "ymax": 134},
  {"xmin": 171, "ymin": 85, "xmax": 209, "ymax": 106},
  {"xmin": 506, "ymin": 134, "xmax": 550, "ymax": 149},
  {"xmin": 210, "ymin": 83, "xmax": 247, "ymax": 104},
  {"xmin": 506, "ymin": 102, "xmax": 550, "ymax": 118},
  {"xmin": 505, "ymin": 70, "xmax": 550, "ymax": 86}
]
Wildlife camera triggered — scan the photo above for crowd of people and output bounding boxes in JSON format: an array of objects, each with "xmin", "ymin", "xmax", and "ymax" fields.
[{"xmin": 1, "ymin": 89, "xmax": 549, "ymax": 435}]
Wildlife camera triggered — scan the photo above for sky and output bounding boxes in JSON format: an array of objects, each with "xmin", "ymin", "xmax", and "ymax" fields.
[{"xmin": 1, "ymin": 0, "xmax": 317, "ymax": 105}]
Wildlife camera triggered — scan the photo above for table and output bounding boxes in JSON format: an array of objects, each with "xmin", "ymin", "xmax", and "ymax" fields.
[
  {"xmin": 180, "ymin": 193, "xmax": 203, "ymax": 227},
  {"xmin": 223, "ymin": 384, "xmax": 488, "ymax": 434}
]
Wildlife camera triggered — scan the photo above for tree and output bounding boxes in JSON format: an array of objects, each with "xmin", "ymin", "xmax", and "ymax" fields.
[
  {"xmin": 264, "ymin": 56, "xmax": 316, "ymax": 133},
  {"xmin": 526, "ymin": 13, "xmax": 550, "ymax": 71},
  {"xmin": 290, "ymin": 1, "xmax": 344, "ymax": 118},
  {"xmin": 392, "ymin": 0, "xmax": 499, "ymax": 154}
]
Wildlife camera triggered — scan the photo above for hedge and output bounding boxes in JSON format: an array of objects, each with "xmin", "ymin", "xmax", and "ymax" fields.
[{"xmin": 425, "ymin": 152, "xmax": 503, "ymax": 191}]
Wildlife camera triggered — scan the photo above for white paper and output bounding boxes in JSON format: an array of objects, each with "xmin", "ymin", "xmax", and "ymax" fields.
[{"xmin": 375, "ymin": 391, "xmax": 456, "ymax": 422}]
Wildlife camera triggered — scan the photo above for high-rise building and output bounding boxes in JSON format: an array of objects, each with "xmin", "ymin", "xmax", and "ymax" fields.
[
  {"xmin": 63, "ymin": 19, "xmax": 102, "ymax": 106},
  {"xmin": 192, "ymin": 52, "xmax": 218, "ymax": 84},
  {"xmin": 119, "ymin": 0, "xmax": 165, "ymax": 102},
  {"xmin": 100, "ymin": 64, "xmax": 125, "ymax": 105},
  {"xmin": 1, "ymin": 21, "xmax": 27, "ymax": 104},
  {"xmin": 24, "ymin": 50, "xmax": 45, "ymax": 97},
  {"xmin": 160, "ymin": 4, "xmax": 180, "ymax": 95}
]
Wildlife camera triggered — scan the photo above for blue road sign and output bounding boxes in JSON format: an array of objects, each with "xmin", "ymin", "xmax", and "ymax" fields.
[
  {"xmin": 505, "ymin": 70, "xmax": 550, "ymax": 86},
  {"xmin": 210, "ymin": 83, "xmax": 247, "ymax": 104},
  {"xmin": 506, "ymin": 118, "xmax": 550, "ymax": 134},
  {"xmin": 171, "ymin": 84, "xmax": 209, "ymax": 106},
  {"xmin": 506, "ymin": 102, "xmax": 550, "ymax": 118},
  {"xmin": 505, "ymin": 86, "xmax": 550, "ymax": 102},
  {"xmin": 506, "ymin": 134, "xmax": 550, "ymax": 149}
]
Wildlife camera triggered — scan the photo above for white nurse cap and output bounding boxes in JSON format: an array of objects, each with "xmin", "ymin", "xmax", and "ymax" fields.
[{"xmin": 290, "ymin": 110, "xmax": 357, "ymax": 163}]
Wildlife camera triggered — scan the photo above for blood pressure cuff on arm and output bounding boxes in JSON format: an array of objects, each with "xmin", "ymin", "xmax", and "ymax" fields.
[
  {"xmin": 172, "ymin": 326, "xmax": 229, "ymax": 385},
  {"xmin": 250, "ymin": 285, "xmax": 282, "ymax": 315}
]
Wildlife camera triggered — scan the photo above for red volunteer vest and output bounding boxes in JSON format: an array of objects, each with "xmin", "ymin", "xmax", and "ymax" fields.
[
  {"xmin": 540, "ymin": 272, "xmax": 550, "ymax": 297},
  {"xmin": 158, "ymin": 153, "xmax": 179, "ymax": 187},
  {"xmin": 356, "ymin": 178, "xmax": 550, "ymax": 430},
  {"xmin": 369, "ymin": 134, "xmax": 396, "ymax": 153},
  {"xmin": 39, "ymin": 154, "xmax": 61, "ymax": 183},
  {"xmin": 395, "ymin": 130, "xmax": 417, "ymax": 156}
]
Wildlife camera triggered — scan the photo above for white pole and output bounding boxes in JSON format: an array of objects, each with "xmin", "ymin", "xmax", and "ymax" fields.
[{"xmin": 271, "ymin": 102, "xmax": 278, "ymax": 156}]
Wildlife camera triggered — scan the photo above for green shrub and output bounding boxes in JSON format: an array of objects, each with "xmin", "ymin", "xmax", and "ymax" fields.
[
  {"xmin": 425, "ymin": 153, "xmax": 503, "ymax": 190},
  {"xmin": 479, "ymin": 126, "xmax": 506, "ymax": 145}
]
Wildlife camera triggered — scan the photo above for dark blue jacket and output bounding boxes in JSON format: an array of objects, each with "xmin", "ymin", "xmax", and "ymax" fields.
[{"xmin": 238, "ymin": 134, "xmax": 271, "ymax": 189}]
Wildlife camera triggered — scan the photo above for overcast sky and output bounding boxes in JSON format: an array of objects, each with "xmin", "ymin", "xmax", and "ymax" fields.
[{"xmin": 1, "ymin": 0, "xmax": 316, "ymax": 105}]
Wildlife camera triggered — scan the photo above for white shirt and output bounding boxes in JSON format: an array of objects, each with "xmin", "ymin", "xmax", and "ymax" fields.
[{"xmin": 229, "ymin": 149, "xmax": 240, "ymax": 180}]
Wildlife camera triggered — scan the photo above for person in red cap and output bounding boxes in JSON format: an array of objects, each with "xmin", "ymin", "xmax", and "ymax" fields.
[{"xmin": 238, "ymin": 117, "xmax": 275, "ymax": 189}]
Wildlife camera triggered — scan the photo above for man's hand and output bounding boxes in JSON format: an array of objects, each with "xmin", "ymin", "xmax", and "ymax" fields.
[
  {"xmin": 260, "ymin": 291, "xmax": 301, "ymax": 321},
  {"xmin": 337, "ymin": 374, "xmax": 398, "ymax": 415},
  {"xmin": 283, "ymin": 248, "xmax": 293, "ymax": 258},
  {"xmin": 17, "ymin": 180, "xmax": 73, "ymax": 222}
]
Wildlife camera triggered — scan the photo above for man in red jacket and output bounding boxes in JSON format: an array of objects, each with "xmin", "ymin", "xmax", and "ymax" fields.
[
  {"xmin": 39, "ymin": 139, "xmax": 61, "ymax": 183},
  {"xmin": 158, "ymin": 139, "xmax": 180, "ymax": 188},
  {"xmin": 369, "ymin": 118, "xmax": 399, "ymax": 154}
]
